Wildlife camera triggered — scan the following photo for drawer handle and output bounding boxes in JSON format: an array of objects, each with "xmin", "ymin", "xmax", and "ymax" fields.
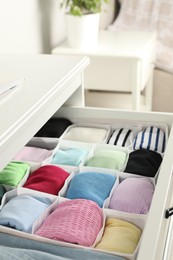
[{"xmin": 165, "ymin": 207, "xmax": 173, "ymax": 218}]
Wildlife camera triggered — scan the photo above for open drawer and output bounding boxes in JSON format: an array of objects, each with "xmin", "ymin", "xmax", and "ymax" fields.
[
  {"xmin": 53, "ymin": 106, "xmax": 173, "ymax": 260},
  {"xmin": 1, "ymin": 105, "xmax": 173, "ymax": 260}
]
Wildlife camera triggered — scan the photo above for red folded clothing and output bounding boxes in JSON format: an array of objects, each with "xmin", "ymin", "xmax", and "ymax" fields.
[{"xmin": 24, "ymin": 165, "xmax": 69, "ymax": 195}]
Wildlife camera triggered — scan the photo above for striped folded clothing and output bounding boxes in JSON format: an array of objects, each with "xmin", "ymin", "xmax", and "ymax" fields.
[
  {"xmin": 133, "ymin": 126, "xmax": 166, "ymax": 154},
  {"xmin": 107, "ymin": 128, "xmax": 134, "ymax": 147}
]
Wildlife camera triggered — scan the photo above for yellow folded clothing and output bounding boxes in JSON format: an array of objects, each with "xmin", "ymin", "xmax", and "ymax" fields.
[{"xmin": 96, "ymin": 218, "xmax": 142, "ymax": 254}]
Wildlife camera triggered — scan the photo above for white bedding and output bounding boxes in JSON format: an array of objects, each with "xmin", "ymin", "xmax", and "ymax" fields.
[{"xmin": 108, "ymin": 0, "xmax": 173, "ymax": 74}]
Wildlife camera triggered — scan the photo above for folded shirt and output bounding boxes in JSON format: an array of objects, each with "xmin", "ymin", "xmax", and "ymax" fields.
[
  {"xmin": 0, "ymin": 161, "xmax": 30, "ymax": 186},
  {"xmin": 85, "ymin": 149, "xmax": 127, "ymax": 170},
  {"xmin": 35, "ymin": 118, "xmax": 73, "ymax": 138},
  {"xmin": 35, "ymin": 199, "xmax": 103, "ymax": 247},
  {"xmin": 24, "ymin": 165, "xmax": 69, "ymax": 195},
  {"xmin": 107, "ymin": 128, "xmax": 134, "ymax": 147},
  {"xmin": 13, "ymin": 146, "xmax": 52, "ymax": 162},
  {"xmin": 0, "ymin": 195, "xmax": 52, "ymax": 233},
  {"xmin": 66, "ymin": 172, "xmax": 116, "ymax": 207},
  {"xmin": 96, "ymin": 218, "xmax": 142, "ymax": 254},
  {"xmin": 63, "ymin": 126, "xmax": 108, "ymax": 143},
  {"xmin": 124, "ymin": 149, "xmax": 162, "ymax": 177},
  {"xmin": 51, "ymin": 148, "xmax": 88, "ymax": 166},
  {"xmin": 133, "ymin": 126, "xmax": 166, "ymax": 154},
  {"xmin": 109, "ymin": 177, "xmax": 154, "ymax": 214}
]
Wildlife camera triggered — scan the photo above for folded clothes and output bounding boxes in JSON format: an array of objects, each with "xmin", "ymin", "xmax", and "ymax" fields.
[
  {"xmin": 63, "ymin": 126, "xmax": 108, "ymax": 143},
  {"xmin": 133, "ymin": 126, "xmax": 166, "ymax": 153},
  {"xmin": 107, "ymin": 128, "xmax": 133, "ymax": 147},
  {"xmin": 13, "ymin": 146, "xmax": 52, "ymax": 162},
  {"xmin": 35, "ymin": 118, "xmax": 73, "ymax": 138},
  {"xmin": 24, "ymin": 165, "xmax": 69, "ymax": 195},
  {"xmin": 124, "ymin": 149, "xmax": 162, "ymax": 177},
  {"xmin": 35, "ymin": 199, "xmax": 103, "ymax": 247},
  {"xmin": 96, "ymin": 218, "xmax": 142, "ymax": 254},
  {"xmin": 85, "ymin": 149, "xmax": 127, "ymax": 170},
  {"xmin": 66, "ymin": 172, "xmax": 116, "ymax": 207},
  {"xmin": 51, "ymin": 148, "xmax": 88, "ymax": 166},
  {"xmin": 0, "ymin": 195, "xmax": 52, "ymax": 233},
  {"xmin": 0, "ymin": 161, "xmax": 30, "ymax": 186},
  {"xmin": 109, "ymin": 177, "xmax": 154, "ymax": 214}
]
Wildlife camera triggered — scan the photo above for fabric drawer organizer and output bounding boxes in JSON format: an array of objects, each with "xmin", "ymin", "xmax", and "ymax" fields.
[{"xmin": 0, "ymin": 118, "xmax": 168, "ymax": 260}]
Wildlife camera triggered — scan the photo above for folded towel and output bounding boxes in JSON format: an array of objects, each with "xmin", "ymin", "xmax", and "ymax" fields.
[
  {"xmin": 35, "ymin": 199, "xmax": 103, "ymax": 247},
  {"xmin": 13, "ymin": 146, "xmax": 52, "ymax": 162},
  {"xmin": 0, "ymin": 161, "xmax": 30, "ymax": 186},
  {"xmin": 96, "ymin": 218, "xmax": 142, "ymax": 254},
  {"xmin": 24, "ymin": 165, "xmax": 69, "ymax": 195},
  {"xmin": 66, "ymin": 172, "xmax": 116, "ymax": 207},
  {"xmin": 109, "ymin": 177, "xmax": 154, "ymax": 214},
  {"xmin": 51, "ymin": 148, "xmax": 88, "ymax": 166},
  {"xmin": 107, "ymin": 128, "xmax": 133, "ymax": 147},
  {"xmin": 85, "ymin": 149, "xmax": 127, "ymax": 170},
  {"xmin": 0, "ymin": 195, "xmax": 51, "ymax": 233},
  {"xmin": 133, "ymin": 126, "xmax": 166, "ymax": 153},
  {"xmin": 124, "ymin": 149, "xmax": 162, "ymax": 177},
  {"xmin": 63, "ymin": 126, "xmax": 108, "ymax": 143},
  {"xmin": 35, "ymin": 118, "xmax": 72, "ymax": 138}
]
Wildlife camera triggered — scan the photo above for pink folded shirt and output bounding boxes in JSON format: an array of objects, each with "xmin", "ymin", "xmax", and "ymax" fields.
[
  {"xmin": 13, "ymin": 146, "xmax": 52, "ymax": 163},
  {"xmin": 35, "ymin": 199, "xmax": 103, "ymax": 247}
]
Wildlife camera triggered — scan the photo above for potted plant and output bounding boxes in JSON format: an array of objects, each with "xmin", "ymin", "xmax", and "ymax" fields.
[{"xmin": 60, "ymin": 0, "xmax": 109, "ymax": 49}]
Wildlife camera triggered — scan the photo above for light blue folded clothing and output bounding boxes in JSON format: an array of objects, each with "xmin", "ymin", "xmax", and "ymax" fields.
[
  {"xmin": 66, "ymin": 172, "xmax": 116, "ymax": 207},
  {"xmin": 51, "ymin": 148, "xmax": 88, "ymax": 166},
  {"xmin": 0, "ymin": 195, "xmax": 51, "ymax": 233}
]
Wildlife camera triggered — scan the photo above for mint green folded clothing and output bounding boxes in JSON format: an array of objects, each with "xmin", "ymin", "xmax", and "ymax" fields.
[
  {"xmin": 85, "ymin": 149, "xmax": 127, "ymax": 170},
  {"xmin": 0, "ymin": 161, "xmax": 30, "ymax": 186}
]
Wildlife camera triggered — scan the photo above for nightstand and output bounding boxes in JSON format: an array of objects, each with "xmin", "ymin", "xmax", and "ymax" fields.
[{"xmin": 52, "ymin": 30, "xmax": 156, "ymax": 111}]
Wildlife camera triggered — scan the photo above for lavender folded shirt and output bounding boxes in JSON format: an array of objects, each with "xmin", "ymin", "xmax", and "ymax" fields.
[
  {"xmin": 109, "ymin": 177, "xmax": 154, "ymax": 214},
  {"xmin": 0, "ymin": 195, "xmax": 51, "ymax": 233}
]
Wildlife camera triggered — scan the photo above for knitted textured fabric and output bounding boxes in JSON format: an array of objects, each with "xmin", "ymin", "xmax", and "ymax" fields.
[
  {"xmin": 35, "ymin": 199, "xmax": 103, "ymax": 247},
  {"xmin": 85, "ymin": 149, "xmax": 127, "ymax": 170},
  {"xmin": 124, "ymin": 149, "xmax": 162, "ymax": 177},
  {"xmin": 35, "ymin": 118, "xmax": 72, "ymax": 138},
  {"xmin": 24, "ymin": 165, "xmax": 69, "ymax": 195},
  {"xmin": 0, "ymin": 161, "xmax": 30, "ymax": 186},
  {"xmin": 107, "ymin": 128, "xmax": 133, "ymax": 147},
  {"xmin": 0, "ymin": 195, "xmax": 51, "ymax": 233},
  {"xmin": 13, "ymin": 146, "xmax": 52, "ymax": 163},
  {"xmin": 109, "ymin": 177, "xmax": 154, "ymax": 214},
  {"xmin": 66, "ymin": 172, "xmax": 116, "ymax": 207},
  {"xmin": 96, "ymin": 218, "xmax": 142, "ymax": 254},
  {"xmin": 51, "ymin": 148, "xmax": 88, "ymax": 166},
  {"xmin": 133, "ymin": 126, "xmax": 166, "ymax": 154},
  {"xmin": 63, "ymin": 126, "xmax": 108, "ymax": 143}
]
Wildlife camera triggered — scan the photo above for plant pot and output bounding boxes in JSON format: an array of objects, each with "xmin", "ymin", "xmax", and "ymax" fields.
[{"xmin": 65, "ymin": 13, "xmax": 100, "ymax": 49}]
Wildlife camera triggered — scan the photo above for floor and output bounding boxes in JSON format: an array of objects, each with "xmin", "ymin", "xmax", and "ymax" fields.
[{"xmin": 85, "ymin": 90, "xmax": 146, "ymax": 111}]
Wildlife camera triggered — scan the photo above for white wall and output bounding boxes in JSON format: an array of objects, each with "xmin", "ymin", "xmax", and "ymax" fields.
[{"xmin": 0, "ymin": 0, "xmax": 116, "ymax": 54}]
